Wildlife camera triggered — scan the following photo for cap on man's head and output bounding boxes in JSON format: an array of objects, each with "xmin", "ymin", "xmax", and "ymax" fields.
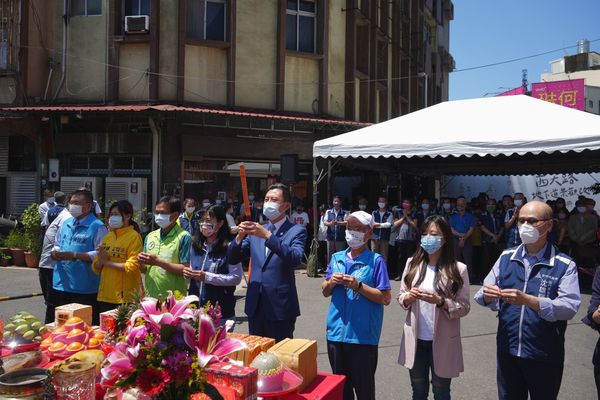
[{"xmin": 348, "ymin": 211, "xmax": 374, "ymax": 228}]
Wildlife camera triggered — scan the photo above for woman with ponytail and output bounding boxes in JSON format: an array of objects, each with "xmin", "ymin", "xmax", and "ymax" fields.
[
  {"xmin": 92, "ymin": 200, "xmax": 143, "ymax": 314},
  {"xmin": 397, "ymin": 215, "xmax": 470, "ymax": 400}
]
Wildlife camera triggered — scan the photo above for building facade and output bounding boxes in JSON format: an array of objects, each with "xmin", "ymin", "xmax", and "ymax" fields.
[{"xmin": 0, "ymin": 0, "xmax": 454, "ymax": 215}]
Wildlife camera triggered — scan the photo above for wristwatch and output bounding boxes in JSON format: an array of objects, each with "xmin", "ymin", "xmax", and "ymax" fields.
[
  {"xmin": 356, "ymin": 281, "xmax": 363, "ymax": 291},
  {"xmin": 436, "ymin": 296, "xmax": 445, "ymax": 308}
]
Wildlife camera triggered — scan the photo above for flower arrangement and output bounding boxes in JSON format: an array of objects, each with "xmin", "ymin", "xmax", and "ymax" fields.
[{"xmin": 100, "ymin": 293, "xmax": 246, "ymax": 399}]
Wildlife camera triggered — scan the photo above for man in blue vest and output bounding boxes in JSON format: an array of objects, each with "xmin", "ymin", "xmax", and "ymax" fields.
[
  {"xmin": 474, "ymin": 200, "xmax": 581, "ymax": 400},
  {"xmin": 504, "ymin": 192, "xmax": 526, "ymax": 248},
  {"xmin": 322, "ymin": 210, "xmax": 391, "ymax": 400},
  {"xmin": 51, "ymin": 190, "xmax": 108, "ymax": 325},
  {"xmin": 371, "ymin": 196, "xmax": 393, "ymax": 262},
  {"xmin": 324, "ymin": 195, "xmax": 348, "ymax": 263}
]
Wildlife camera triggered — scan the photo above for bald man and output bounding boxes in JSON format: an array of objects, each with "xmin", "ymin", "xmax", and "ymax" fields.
[{"xmin": 474, "ymin": 201, "xmax": 581, "ymax": 400}]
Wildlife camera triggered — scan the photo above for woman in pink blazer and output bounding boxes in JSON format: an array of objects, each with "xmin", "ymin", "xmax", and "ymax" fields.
[{"xmin": 397, "ymin": 215, "xmax": 470, "ymax": 400}]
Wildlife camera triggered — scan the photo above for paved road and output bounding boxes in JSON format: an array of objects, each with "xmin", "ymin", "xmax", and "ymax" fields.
[{"xmin": 1, "ymin": 266, "xmax": 596, "ymax": 399}]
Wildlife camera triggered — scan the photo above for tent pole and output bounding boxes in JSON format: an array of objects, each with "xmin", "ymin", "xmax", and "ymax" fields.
[
  {"xmin": 327, "ymin": 160, "xmax": 332, "ymax": 206},
  {"xmin": 312, "ymin": 158, "xmax": 319, "ymax": 241}
]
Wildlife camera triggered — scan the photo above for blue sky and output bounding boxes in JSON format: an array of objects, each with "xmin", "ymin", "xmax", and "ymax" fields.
[{"xmin": 449, "ymin": 0, "xmax": 600, "ymax": 100}]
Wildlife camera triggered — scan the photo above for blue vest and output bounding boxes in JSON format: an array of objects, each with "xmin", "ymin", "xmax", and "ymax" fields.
[
  {"xmin": 189, "ymin": 244, "xmax": 236, "ymax": 318},
  {"xmin": 53, "ymin": 214, "xmax": 105, "ymax": 294},
  {"xmin": 372, "ymin": 210, "xmax": 392, "ymax": 241},
  {"xmin": 326, "ymin": 249, "xmax": 385, "ymax": 345},
  {"xmin": 505, "ymin": 208, "xmax": 522, "ymax": 247},
  {"xmin": 496, "ymin": 244, "xmax": 571, "ymax": 363},
  {"xmin": 326, "ymin": 209, "xmax": 348, "ymax": 241}
]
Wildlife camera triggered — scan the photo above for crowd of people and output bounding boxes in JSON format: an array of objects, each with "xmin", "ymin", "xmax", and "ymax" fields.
[
  {"xmin": 317, "ymin": 192, "xmax": 600, "ymax": 284},
  {"xmin": 33, "ymin": 186, "xmax": 600, "ymax": 400}
]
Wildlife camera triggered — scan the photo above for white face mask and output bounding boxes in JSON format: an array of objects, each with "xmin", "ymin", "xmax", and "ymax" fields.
[
  {"xmin": 577, "ymin": 206, "xmax": 586, "ymax": 213},
  {"xmin": 200, "ymin": 223, "xmax": 216, "ymax": 238},
  {"xmin": 154, "ymin": 213, "xmax": 172, "ymax": 228},
  {"xmin": 69, "ymin": 204, "xmax": 83, "ymax": 218},
  {"xmin": 108, "ymin": 215, "xmax": 123, "ymax": 229},
  {"xmin": 358, "ymin": 204, "xmax": 367, "ymax": 210},
  {"xmin": 378, "ymin": 202, "xmax": 386, "ymax": 209},
  {"xmin": 345, "ymin": 230, "xmax": 366, "ymax": 249},
  {"xmin": 518, "ymin": 223, "xmax": 546, "ymax": 245},
  {"xmin": 185, "ymin": 206, "xmax": 195, "ymax": 214},
  {"xmin": 514, "ymin": 199, "xmax": 524, "ymax": 207},
  {"xmin": 47, "ymin": 197, "xmax": 55, "ymax": 204},
  {"xmin": 202, "ymin": 202, "xmax": 210, "ymax": 208},
  {"xmin": 248, "ymin": 195, "xmax": 255, "ymax": 202},
  {"xmin": 421, "ymin": 203, "xmax": 430, "ymax": 210},
  {"xmin": 263, "ymin": 202, "xmax": 281, "ymax": 221}
]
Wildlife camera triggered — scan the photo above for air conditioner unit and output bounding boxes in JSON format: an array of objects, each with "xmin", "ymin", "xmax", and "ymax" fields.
[
  {"xmin": 124, "ymin": 15, "xmax": 149, "ymax": 34},
  {"xmin": 104, "ymin": 177, "xmax": 148, "ymax": 213},
  {"xmin": 60, "ymin": 177, "xmax": 104, "ymax": 202}
]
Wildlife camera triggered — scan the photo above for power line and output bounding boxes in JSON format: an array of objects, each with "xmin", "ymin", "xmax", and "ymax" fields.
[{"xmin": 452, "ymin": 38, "xmax": 600, "ymax": 73}]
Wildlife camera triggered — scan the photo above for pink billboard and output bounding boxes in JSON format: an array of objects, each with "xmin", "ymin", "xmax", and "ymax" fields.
[
  {"xmin": 531, "ymin": 79, "xmax": 585, "ymax": 111},
  {"xmin": 497, "ymin": 86, "xmax": 526, "ymax": 96}
]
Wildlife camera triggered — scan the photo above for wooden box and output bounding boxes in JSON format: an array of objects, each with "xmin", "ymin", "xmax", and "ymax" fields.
[
  {"xmin": 227, "ymin": 334, "xmax": 276, "ymax": 366},
  {"xmin": 268, "ymin": 338, "xmax": 317, "ymax": 391},
  {"xmin": 54, "ymin": 303, "xmax": 93, "ymax": 327}
]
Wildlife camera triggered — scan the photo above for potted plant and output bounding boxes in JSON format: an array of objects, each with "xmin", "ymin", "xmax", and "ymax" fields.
[
  {"xmin": 21, "ymin": 203, "xmax": 42, "ymax": 268},
  {"xmin": 3, "ymin": 229, "xmax": 26, "ymax": 266},
  {"xmin": 0, "ymin": 237, "xmax": 11, "ymax": 267}
]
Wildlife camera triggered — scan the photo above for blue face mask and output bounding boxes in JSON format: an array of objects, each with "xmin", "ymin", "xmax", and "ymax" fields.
[{"xmin": 420, "ymin": 235, "xmax": 443, "ymax": 254}]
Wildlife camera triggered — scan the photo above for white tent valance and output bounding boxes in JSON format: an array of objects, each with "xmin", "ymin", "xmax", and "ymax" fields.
[{"xmin": 313, "ymin": 95, "xmax": 600, "ymax": 159}]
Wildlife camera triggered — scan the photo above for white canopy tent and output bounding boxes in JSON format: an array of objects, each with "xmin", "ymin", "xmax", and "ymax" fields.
[{"xmin": 313, "ymin": 95, "xmax": 600, "ymax": 161}]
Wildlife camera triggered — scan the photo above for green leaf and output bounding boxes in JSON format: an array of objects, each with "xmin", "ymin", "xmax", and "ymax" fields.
[{"xmin": 204, "ymin": 382, "xmax": 225, "ymax": 400}]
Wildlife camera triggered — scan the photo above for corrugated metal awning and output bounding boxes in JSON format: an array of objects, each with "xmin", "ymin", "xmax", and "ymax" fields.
[{"xmin": 0, "ymin": 104, "xmax": 370, "ymax": 128}]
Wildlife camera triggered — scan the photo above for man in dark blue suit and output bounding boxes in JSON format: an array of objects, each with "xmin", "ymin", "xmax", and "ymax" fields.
[{"xmin": 229, "ymin": 183, "xmax": 307, "ymax": 341}]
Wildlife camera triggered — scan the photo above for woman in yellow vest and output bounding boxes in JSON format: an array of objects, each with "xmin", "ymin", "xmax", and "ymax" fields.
[{"xmin": 92, "ymin": 200, "xmax": 143, "ymax": 314}]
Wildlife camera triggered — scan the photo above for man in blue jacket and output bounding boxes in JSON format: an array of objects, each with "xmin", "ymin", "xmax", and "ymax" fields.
[
  {"xmin": 322, "ymin": 211, "xmax": 391, "ymax": 400},
  {"xmin": 475, "ymin": 200, "xmax": 580, "ymax": 400},
  {"xmin": 51, "ymin": 190, "xmax": 108, "ymax": 325},
  {"xmin": 228, "ymin": 183, "xmax": 306, "ymax": 341}
]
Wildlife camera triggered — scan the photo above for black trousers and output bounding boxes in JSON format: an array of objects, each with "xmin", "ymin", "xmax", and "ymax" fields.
[
  {"xmin": 327, "ymin": 340, "xmax": 378, "ymax": 400},
  {"xmin": 397, "ymin": 240, "xmax": 417, "ymax": 277},
  {"xmin": 38, "ymin": 268, "xmax": 56, "ymax": 324},
  {"xmin": 49, "ymin": 290, "xmax": 100, "ymax": 326},
  {"xmin": 247, "ymin": 297, "xmax": 295, "ymax": 342},
  {"xmin": 497, "ymin": 351, "xmax": 563, "ymax": 400}
]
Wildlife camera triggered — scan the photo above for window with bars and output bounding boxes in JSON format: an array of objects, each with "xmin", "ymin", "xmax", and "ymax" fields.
[
  {"xmin": 71, "ymin": 0, "xmax": 102, "ymax": 16},
  {"xmin": 286, "ymin": 0, "xmax": 316, "ymax": 53},
  {"xmin": 0, "ymin": 0, "xmax": 18, "ymax": 71},
  {"xmin": 186, "ymin": 0, "xmax": 227, "ymax": 42}
]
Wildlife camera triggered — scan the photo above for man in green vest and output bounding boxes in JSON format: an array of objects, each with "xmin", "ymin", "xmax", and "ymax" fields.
[{"xmin": 138, "ymin": 196, "xmax": 191, "ymax": 299}]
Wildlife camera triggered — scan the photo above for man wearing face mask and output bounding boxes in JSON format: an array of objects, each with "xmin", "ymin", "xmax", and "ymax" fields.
[
  {"xmin": 568, "ymin": 198, "xmax": 598, "ymax": 269},
  {"xmin": 138, "ymin": 196, "xmax": 192, "ymax": 299},
  {"xmin": 38, "ymin": 189, "xmax": 56, "ymax": 224},
  {"xmin": 324, "ymin": 196, "xmax": 349, "ymax": 263},
  {"xmin": 416, "ymin": 198, "xmax": 433, "ymax": 227},
  {"xmin": 322, "ymin": 211, "xmax": 391, "ymax": 400},
  {"xmin": 449, "ymin": 197, "xmax": 476, "ymax": 280},
  {"xmin": 480, "ymin": 199, "xmax": 504, "ymax": 279},
  {"xmin": 291, "ymin": 203, "xmax": 309, "ymax": 228},
  {"xmin": 371, "ymin": 196, "xmax": 393, "ymax": 262},
  {"xmin": 504, "ymin": 193, "xmax": 526, "ymax": 248},
  {"xmin": 439, "ymin": 197, "xmax": 454, "ymax": 220},
  {"xmin": 178, "ymin": 198, "xmax": 201, "ymax": 236},
  {"xmin": 357, "ymin": 197, "xmax": 368, "ymax": 212},
  {"xmin": 475, "ymin": 200, "xmax": 581, "ymax": 400},
  {"xmin": 228, "ymin": 183, "xmax": 307, "ymax": 341},
  {"xmin": 50, "ymin": 190, "xmax": 108, "ymax": 325}
]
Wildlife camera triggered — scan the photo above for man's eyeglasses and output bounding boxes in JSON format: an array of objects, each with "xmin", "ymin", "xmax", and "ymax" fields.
[{"xmin": 517, "ymin": 217, "xmax": 550, "ymax": 226}]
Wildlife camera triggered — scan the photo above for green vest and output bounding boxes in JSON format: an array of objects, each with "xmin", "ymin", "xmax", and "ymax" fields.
[{"xmin": 144, "ymin": 225, "xmax": 190, "ymax": 298}]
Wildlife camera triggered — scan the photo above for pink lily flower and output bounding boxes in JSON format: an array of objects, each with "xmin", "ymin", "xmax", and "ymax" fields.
[
  {"xmin": 130, "ymin": 292, "xmax": 199, "ymax": 330},
  {"xmin": 101, "ymin": 343, "xmax": 135, "ymax": 382},
  {"xmin": 182, "ymin": 315, "xmax": 246, "ymax": 368}
]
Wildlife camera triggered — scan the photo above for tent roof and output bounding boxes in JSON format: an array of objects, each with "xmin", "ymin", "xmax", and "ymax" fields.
[{"xmin": 313, "ymin": 95, "xmax": 600, "ymax": 160}]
